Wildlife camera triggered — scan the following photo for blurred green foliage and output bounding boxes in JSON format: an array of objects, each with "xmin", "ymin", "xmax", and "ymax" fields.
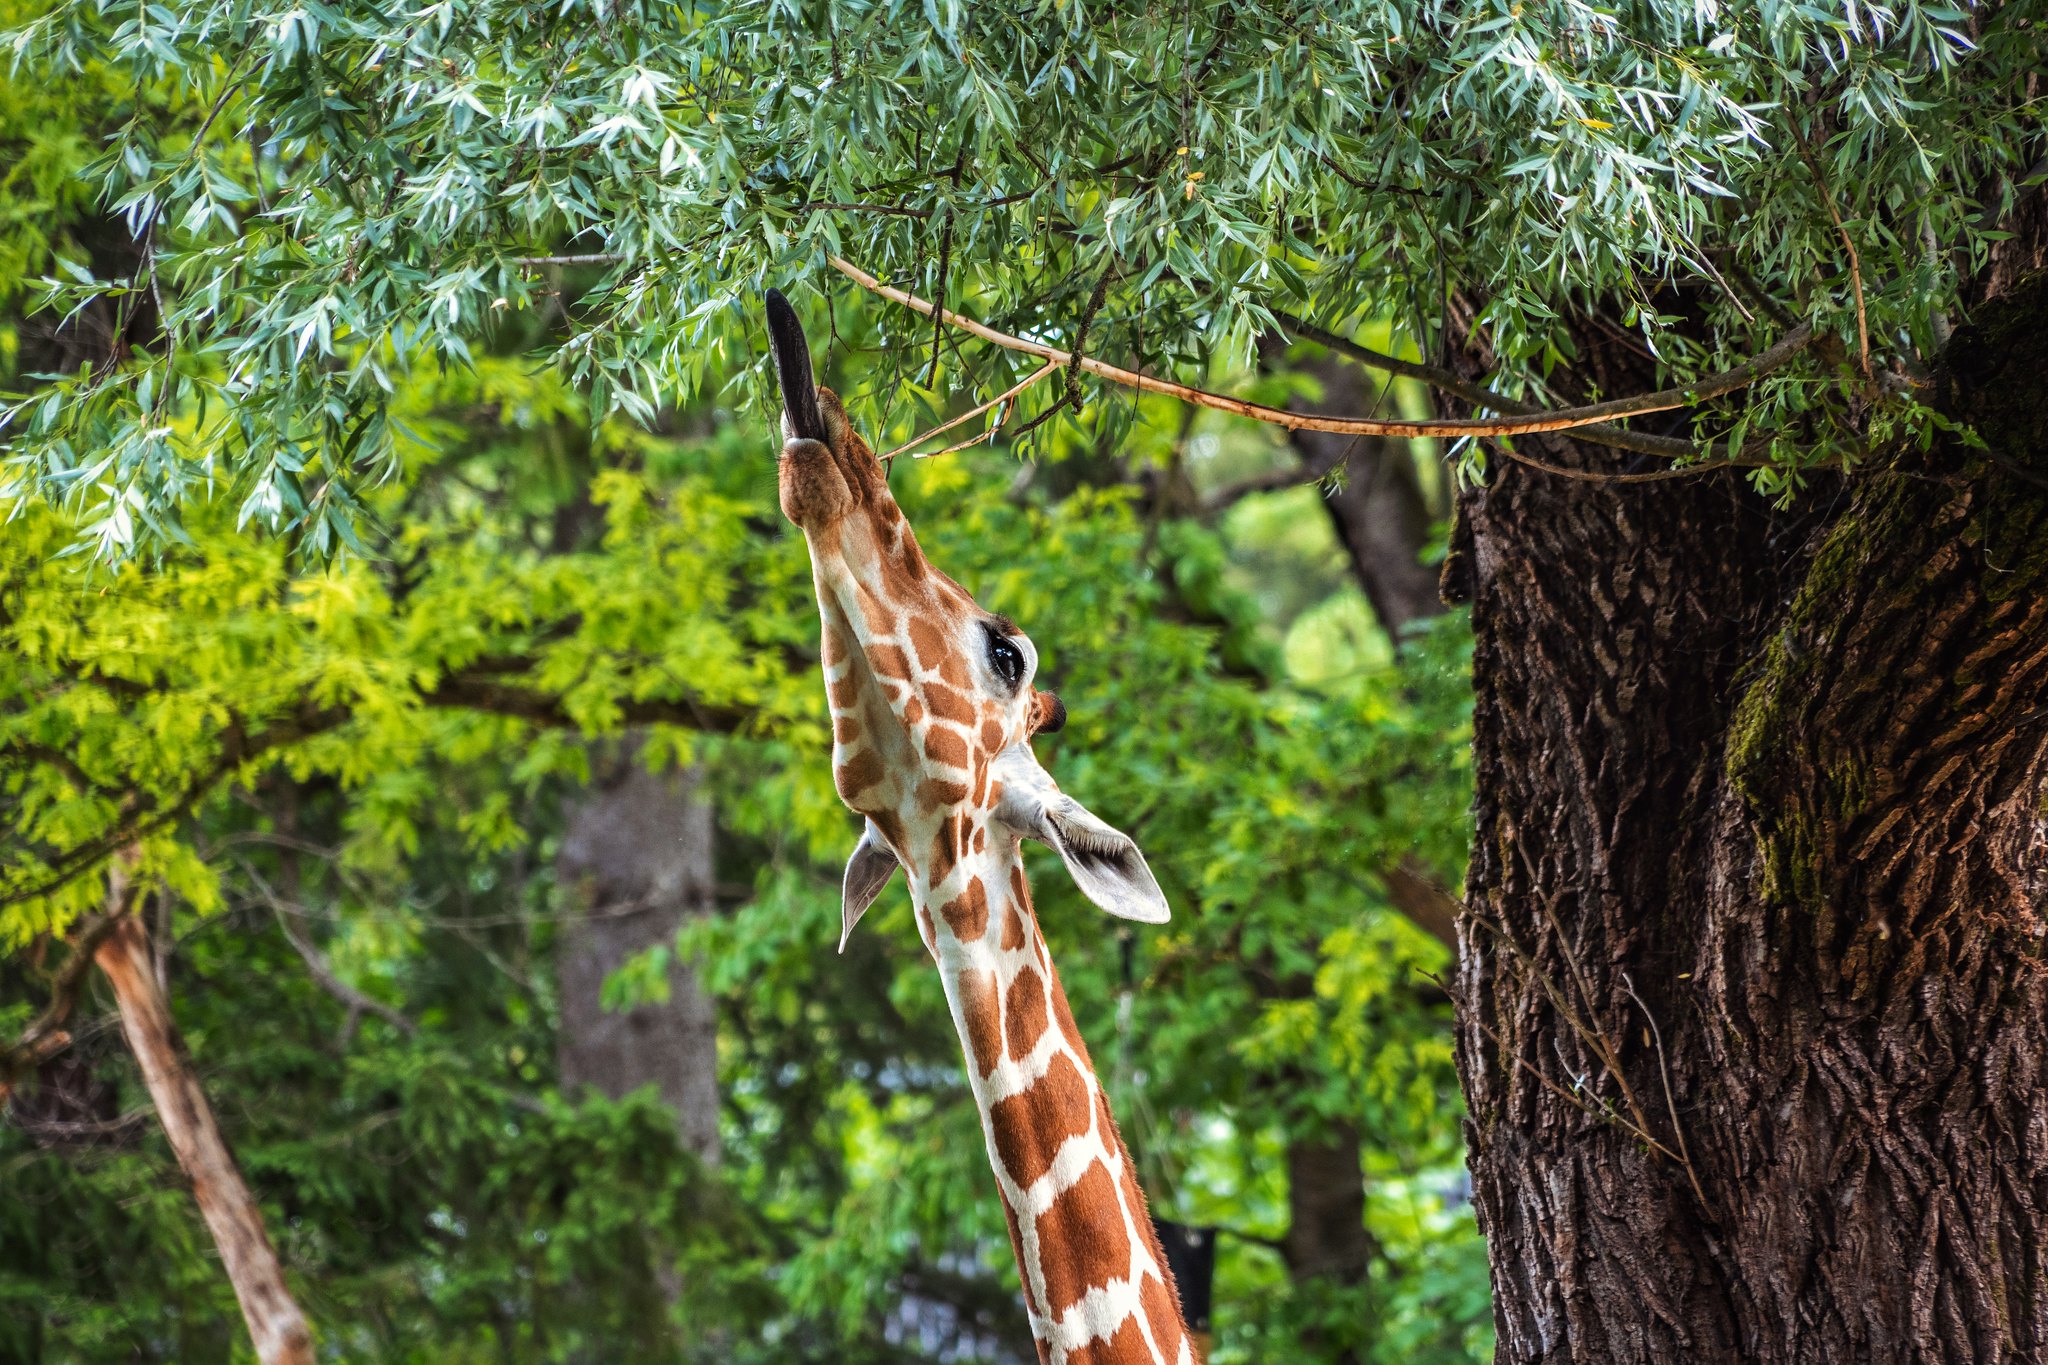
[{"xmin": 2, "ymin": 362, "xmax": 1484, "ymax": 1361}]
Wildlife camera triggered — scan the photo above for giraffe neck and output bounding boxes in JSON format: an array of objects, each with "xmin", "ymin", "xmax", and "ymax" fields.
[{"xmin": 909, "ymin": 840, "xmax": 1192, "ymax": 1365}]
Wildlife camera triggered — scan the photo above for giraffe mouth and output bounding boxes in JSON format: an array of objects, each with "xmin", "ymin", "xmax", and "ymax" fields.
[{"xmin": 764, "ymin": 288, "xmax": 827, "ymax": 444}]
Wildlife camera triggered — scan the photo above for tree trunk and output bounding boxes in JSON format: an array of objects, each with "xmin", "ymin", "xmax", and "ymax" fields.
[
  {"xmin": 554, "ymin": 752, "xmax": 721, "ymax": 1162},
  {"xmin": 1448, "ymin": 257, "xmax": 2048, "ymax": 1359},
  {"xmin": 94, "ymin": 900, "xmax": 314, "ymax": 1365},
  {"xmin": 1283, "ymin": 1124, "xmax": 1379, "ymax": 1284}
]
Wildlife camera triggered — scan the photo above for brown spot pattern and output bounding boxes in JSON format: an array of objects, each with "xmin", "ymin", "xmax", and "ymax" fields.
[
  {"xmin": 909, "ymin": 616, "xmax": 949, "ymax": 670},
  {"xmin": 999, "ymin": 1199, "xmax": 1047, "ymax": 1320},
  {"xmin": 903, "ymin": 696, "xmax": 924, "ymax": 725},
  {"xmin": 991, "ymin": 1053, "xmax": 1092, "ymax": 1189},
  {"xmin": 1139, "ymin": 1273, "xmax": 1187, "ymax": 1360},
  {"xmin": 833, "ymin": 715, "xmax": 861, "ymax": 745},
  {"xmin": 930, "ymin": 813, "xmax": 963, "ymax": 882},
  {"xmin": 1034, "ymin": 1162, "xmax": 1130, "ymax": 1313},
  {"xmin": 924, "ymin": 727, "xmax": 968, "ymax": 768},
  {"xmin": 1005, "ymin": 968, "xmax": 1051, "ymax": 1062},
  {"xmin": 872, "ymin": 643, "xmax": 914, "ymax": 682},
  {"xmin": 1048, "ymin": 974, "xmax": 1093, "ymax": 1059},
  {"xmin": 941, "ymin": 878, "xmax": 990, "ymax": 941},
  {"xmin": 926, "ymin": 685, "xmax": 975, "ymax": 725},
  {"xmin": 961, "ymin": 968, "xmax": 1003, "ymax": 1078},
  {"xmin": 822, "ymin": 625, "xmax": 848, "ymax": 666},
  {"xmin": 919, "ymin": 780, "xmax": 970, "ymax": 814},
  {"xmin": 857, "ymin": 590, "xmax": 895, "ymax": 637},
  {"xmin": 828, "ymin": 671, "xmax": 859, "ymax": 710},
  {"xmin": 835, "ymin": 748, "xmax": 883, "ymax": 801}
]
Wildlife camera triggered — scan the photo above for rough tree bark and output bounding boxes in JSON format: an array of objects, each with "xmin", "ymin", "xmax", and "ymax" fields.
[
  {"xmin": 554, "ymin": 750, "xmax": 721, "ymax": 1162},
  {"xmin": 1447, "ymin": 229, "xmax": 2048, "ymax": 1358},
  {"xmin": 93, "ymin": 868, "xmax": 314, "ymax": 1365}
]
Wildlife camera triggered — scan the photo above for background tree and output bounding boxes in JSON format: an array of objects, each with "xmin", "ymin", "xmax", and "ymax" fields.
[{"xmin": 6, "ymin": 0, "xmax": 2046, "ymax": 1361}]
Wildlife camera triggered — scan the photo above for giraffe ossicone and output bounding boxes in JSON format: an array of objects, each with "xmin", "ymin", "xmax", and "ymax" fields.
[{"xmin": 764, "ymin": 287, "xmax": 1194, "ymax": 1365}]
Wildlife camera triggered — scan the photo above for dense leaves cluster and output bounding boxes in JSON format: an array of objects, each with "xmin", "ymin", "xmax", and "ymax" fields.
[{"xmin": 5, "ymin": 0, "xmax": 2044, "ymax": 555}]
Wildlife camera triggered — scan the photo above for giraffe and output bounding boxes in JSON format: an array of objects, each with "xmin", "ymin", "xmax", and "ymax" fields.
[{"xmin": 764, "ymin": 288, "xmax": 1195, "ymax": 1365}]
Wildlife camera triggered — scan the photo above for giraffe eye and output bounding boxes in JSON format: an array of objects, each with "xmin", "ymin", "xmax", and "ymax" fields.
[{"xmin": 984, "ymin": 627, "xmax": 1026, "ymax": 692}]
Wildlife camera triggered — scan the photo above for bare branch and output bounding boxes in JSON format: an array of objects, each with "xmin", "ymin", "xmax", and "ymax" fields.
[
  {"xmin": 95, "ymin": 897, "xmax": 316, "ymax": 1365},
  {"xmin": 273, "ymin": 904, "xmax": 417, "ymax": 1038},
  {"xmin": 829, "ymin": 255, "xmax": 1815, "ymax": 443},
  {"xmin": 882, "ymin": 360, "xmax": 1060, "ymax": 460},
  {"xmin": 0, "ymin": 903, "xmax": 134, "ymax": 1098},
  {"xmin": 1273, "ymin": 313, "xmax": 1702, "ymax": 461}
]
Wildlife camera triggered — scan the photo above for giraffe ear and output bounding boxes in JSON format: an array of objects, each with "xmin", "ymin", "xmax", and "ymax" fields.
[
  {"xmin": 991, "ymin": 749, "xmax": 1169, "ymax": 924},
  {"xmin": 839, "ymin": 819, "xmax": 899, "ymax": 952},
  {"xmin": 1039, "ymin": 797, "xmax": 1171, "ymax": 924}
]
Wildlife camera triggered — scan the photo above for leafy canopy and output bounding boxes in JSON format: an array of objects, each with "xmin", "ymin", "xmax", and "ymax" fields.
[{"xmin": 6, "ymin": 0, "xmax": 2044, "ymax": 555}]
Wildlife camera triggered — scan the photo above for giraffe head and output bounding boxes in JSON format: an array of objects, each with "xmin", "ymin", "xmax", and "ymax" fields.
[{"xmin": 764, "ymin": 289, "xmax": 1169, "ymax": 949}]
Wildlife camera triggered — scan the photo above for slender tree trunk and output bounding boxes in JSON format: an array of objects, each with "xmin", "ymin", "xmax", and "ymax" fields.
[
  {"xmin": 555, "ymin": 750, "xmax": 721, "ymax": 1162},
  {"xmin": 93, "ymin": 887, "xmax": 314, "ymax": 1365},
  {"xmin": 1447, "ymin": 246, "xmax": 2048, "ymax": 1358}
]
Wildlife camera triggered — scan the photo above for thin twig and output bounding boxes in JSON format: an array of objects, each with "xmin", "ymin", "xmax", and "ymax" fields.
[
  {"xmin": 1277, "ymin": 314, "xmax": 1695, "ymax": 461},
  {"xmin": 1065, "ymin": 259, "xmax": 1116, "ymax": 411},
  {"xmin": 830, "ymin": 256, "xmax": 1814, "ymax": 442},
  {"xmin": 1790, "ymin": 122, "xmax": 1871, "ymax": 380},
  {"xmin": 1493, "ymin": 444, "xmax": 1748, "ymax": 483},
  {"xmin": 926, "ymin": 221, "xmax": 954, "ymax": 389},
  {"xmin": 270, "ymin": 901, "xmax": 417, "ymax": 1038},
  {"xmin": 1465, "ymin": 907, "xmax": 1688, "ymax": 1169},
  {"xmin": 1277, "ymin": 313, "xmax": 1679, "ymax": 454},
  {"xmin": 1620, "ymin": 971, "xmax": 1711, "ymax": 1212},
  {"xmin": 883, "ymin": 361, "xmax": 1060, "ymax": 460},
  {"xmin": 1532, "ymin": 895, "xmax": 1658, "ymax": 1151},
  {"xmin": 1468, "ymin": 1014, "xmax": 1682, "ymax": 1164}
]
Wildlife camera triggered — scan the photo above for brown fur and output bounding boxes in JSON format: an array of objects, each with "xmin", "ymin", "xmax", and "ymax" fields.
[
  {"xmin": 1033, "ymin": 1162, "xmax": 1130, "ymax": 1311},
  {"xmin": 941, "ymin": 878, "xmax": 990, "ymax": 941},
  {"xmin": 991, "ymin": 1053, "xmax": 1093, "ymax": 1189},
  {"xmin": 961, "ymin": 969, "xmax": 1004, "ymax": 1078}
]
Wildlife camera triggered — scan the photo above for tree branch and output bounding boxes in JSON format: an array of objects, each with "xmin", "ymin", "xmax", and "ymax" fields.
[
  {"xmin": 272, "ymin": 904, "xmax": 416, "ymax": 1038},
  {"xmin": 0, "ymin": 904, "xmax": 134, "ymax": 1099},
  {"xmin": 3, "ymin": 668, "xmax": 755, "ymax": 911},
  {"xmin": 1273, "ymin": 314, "xmax": 1704, "ymax": 461},
  {"xmin": 94, "ymin": 892, "xmax": 317, "ymax": 1365},
  {"xmin": 881, "ymin": 360, "xmax": 1060, "ymax": 460},
  {"xmin": 829, "ymin": 256, "xmax": 1815, "ymax": 444}
]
